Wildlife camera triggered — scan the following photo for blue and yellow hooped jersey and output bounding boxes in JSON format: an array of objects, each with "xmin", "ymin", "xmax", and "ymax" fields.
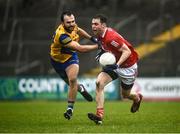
[{"xmin": 50, "ymin": 24, "xmax": 80, "ymax": 63}]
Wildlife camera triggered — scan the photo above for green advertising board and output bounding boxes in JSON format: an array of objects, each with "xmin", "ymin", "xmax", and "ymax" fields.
[{"xmin": 0, "ymin": 77, "xmax": 120, "ymax": 100}]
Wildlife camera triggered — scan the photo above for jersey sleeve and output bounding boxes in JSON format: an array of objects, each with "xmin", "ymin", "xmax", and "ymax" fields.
[{"xmin": 59, "ymin": 34, "xmax": 72, "ymax": 45}]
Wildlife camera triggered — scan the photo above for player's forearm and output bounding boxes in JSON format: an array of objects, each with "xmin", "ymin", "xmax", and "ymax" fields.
[
  {"xmin": 78, "ymin": 44, "xmax": 98, "ymax": 52},
  {"xmin": 67, "ymin": 41, "xmax": 98, "ymax": 52},
  {"xmin": 78, "ymin": 27, "xmax": 91, "ymax": 39},
  {"xmin": 117, "ymin": 50, "xmax": 131, "ymax": 66}
]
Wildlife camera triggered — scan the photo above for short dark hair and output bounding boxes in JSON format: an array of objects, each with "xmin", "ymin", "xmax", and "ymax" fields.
[
  {"xmin": 93, "ymin": 14, "xmax": 107, "ymax": 24},
  {"xmin": 61, "ymin": 10, "xmax": 73, "ymax": 22}
]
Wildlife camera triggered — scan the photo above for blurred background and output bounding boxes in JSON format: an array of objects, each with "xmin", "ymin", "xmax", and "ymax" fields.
[{"xmin": 0, "ymin": 0, "xmax": 180, "ymax": 101}]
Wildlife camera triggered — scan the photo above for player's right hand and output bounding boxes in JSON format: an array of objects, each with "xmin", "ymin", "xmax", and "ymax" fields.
[
  {"xmin": 90, "ymin": 36, "xmax": 102, "ymax": 49},
  {"xmin": 90, "ymin": 36, "xmax": 98, "ymax": 43}
]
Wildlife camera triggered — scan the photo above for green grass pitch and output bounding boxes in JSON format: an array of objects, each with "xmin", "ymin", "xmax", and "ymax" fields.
[{"xmin": 0, "ymin": 101, "xmax": 179, "ymax": 133}]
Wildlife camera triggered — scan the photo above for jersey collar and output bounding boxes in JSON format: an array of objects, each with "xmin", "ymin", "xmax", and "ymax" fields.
[{"xmin": 101, "ymin": 28, "xmax": 108, "ymax": 38}]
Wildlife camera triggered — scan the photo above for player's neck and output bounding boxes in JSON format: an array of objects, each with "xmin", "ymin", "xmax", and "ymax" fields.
[{"xmin": 100, "ymin": 28, "xmax": 107, "ymax": 38}]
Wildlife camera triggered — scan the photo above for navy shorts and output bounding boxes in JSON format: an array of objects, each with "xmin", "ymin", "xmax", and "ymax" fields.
[{"xmin": 50, "ymin": 53, "xmax": 79, "ymax": 84}]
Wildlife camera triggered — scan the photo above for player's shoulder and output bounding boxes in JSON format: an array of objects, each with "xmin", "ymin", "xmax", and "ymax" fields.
[
  {"xmin": 106, "ymin": 28, "xmax": 118, "ymax": 39},
  {"xmin": 56, "ymin": 24, "xmax": 66, "ymax": 34},
  {"xmin": 107, "ymin": 27, "xmax": 116, "ymax": 33},
  {"xmin": 107, "ymin": 28, "xmax": 124, "ymax": 40},
  {"xmin": 59, "ymin": 34, "xmax": 72, "ymax": 45},
  {"xmin": 74, "ymin": 24, "xmax": 79, "ymax": 32}
]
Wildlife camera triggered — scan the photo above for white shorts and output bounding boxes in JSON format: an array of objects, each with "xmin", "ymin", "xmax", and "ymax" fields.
[{"xmin": 114, "ymin": 63, "xmax": 138, "ymax": 85}]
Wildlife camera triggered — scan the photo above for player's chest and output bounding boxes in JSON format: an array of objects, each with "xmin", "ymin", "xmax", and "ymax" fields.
[
  {"xmin": 69, "ymin": 31, "xmax": 79, "ymax": 41},
  {"xmin": 100, "ymin": 38, "xmax": 111, "ymax": 51}
]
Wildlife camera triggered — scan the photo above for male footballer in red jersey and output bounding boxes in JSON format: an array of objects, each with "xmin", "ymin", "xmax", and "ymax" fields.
[{"xmin": 88, "ymin": 14, "xmax": 143, "ymax": 124}]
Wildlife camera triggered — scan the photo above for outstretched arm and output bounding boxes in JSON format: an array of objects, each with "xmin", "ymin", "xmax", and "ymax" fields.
[
  {"xmin": 66, "ymin": 41, "xmax": 98, "ymax": 53},
  {"xmin": 59, "ymin": 33, "xmax": 98, "ymax": 53},
  {"xmin": 78, "ymin": 27, "xmax": 91, "ymax": 39},
  {"xmin": 78, "ymin": 27, "xmax": 98, "ymax": 43}
]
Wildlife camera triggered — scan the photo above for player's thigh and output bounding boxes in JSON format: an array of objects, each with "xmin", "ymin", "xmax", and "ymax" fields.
[
  {"xmin": 116, "ymin": 63, "xmax": 138, "ymax": 85},
  {"xmin": 120, "ymin": 77, "xmax": 135, "ymax": 96},
  {"xmin": 50, "ymin": 58, "xmax": 69, "ymax": 84},
  {"xmin": 96, "ymin": 72, "xmax": 113, "ymax": 88},
  {"xmin": 65, "ymin": 64, "xmax": 79, "ymax": 81}
]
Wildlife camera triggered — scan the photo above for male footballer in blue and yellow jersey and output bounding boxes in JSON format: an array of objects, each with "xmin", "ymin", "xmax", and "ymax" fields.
[{"xmin": 50, "ymin": 10, "xmax": 99, "ymax": 120}]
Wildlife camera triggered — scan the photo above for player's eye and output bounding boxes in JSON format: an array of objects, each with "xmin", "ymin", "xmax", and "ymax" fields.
[
  {"xmin": 92, "ymin": 23, "xmax": 97, "ymax": 26},
  {"xmin": 67, "ymin": 20, "xmax": 75, "ymax": 25}
]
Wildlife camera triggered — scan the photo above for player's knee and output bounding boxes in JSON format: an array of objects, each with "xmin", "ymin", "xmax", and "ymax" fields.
[
  {"xmin": 96, "ymin": 81, "xmax": 100, "ymax": 90},
  {"xmin": 96, "ymin": 80, "xmax": 105, "ymax": 91},
  {"xmin": 122, "ymin": 92, "xmax": 130, "ymax": 98},
  {"xmin": 69, "ymin": 77, "xmax": 77, "ymax": 85}
]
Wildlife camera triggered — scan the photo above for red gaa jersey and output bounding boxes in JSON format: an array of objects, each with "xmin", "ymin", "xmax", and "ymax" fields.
[{"xmin": 98, "ymin": 28, "xmax": 138, "ymax": 68}]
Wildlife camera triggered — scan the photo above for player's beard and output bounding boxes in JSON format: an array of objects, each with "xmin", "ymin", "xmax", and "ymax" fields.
[{"xmin": 64, "ymin": 25, "xmax": 75, "ymax": 33}]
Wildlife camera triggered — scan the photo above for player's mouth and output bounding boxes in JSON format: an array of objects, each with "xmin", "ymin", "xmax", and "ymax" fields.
[
  {"xmin": 69, "ymin": 26, "xmax": 75, "ymax": 30},
  {"xmin": 65, "ymin": 26, "xmax": 75, "ymax": 33},
  {"xmin": 92, "ymin": 29, "xmax": 98, "ymax": 34}
]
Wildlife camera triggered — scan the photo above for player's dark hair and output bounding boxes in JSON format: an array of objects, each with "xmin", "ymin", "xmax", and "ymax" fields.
[
  {"xmin": 61, "ymin": 10, "xmax": 73, "ymax": 22},
  {"xmin": 93, "ymin": 14, "xmax": 107, "ymax": 24}
]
